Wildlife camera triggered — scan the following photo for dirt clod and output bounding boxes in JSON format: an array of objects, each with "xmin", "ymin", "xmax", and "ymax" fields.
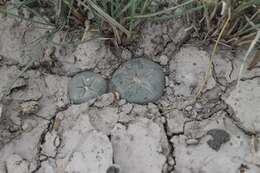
[{"xmin": 206, "ymin": 129, "xmax": 231, "ymax": 151}]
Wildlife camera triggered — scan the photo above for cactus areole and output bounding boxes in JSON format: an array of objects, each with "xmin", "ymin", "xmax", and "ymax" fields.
[
  {"xmin": 111, "ymin": 58, "xmax": 165, "ymax": 104},
  {"xmin": 68, "ymin": 71, "xmax": 107, "ymax": 104}
]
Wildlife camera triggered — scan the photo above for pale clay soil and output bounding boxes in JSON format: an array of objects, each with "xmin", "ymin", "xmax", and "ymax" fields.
[{"xmin": 0, "ymin": 13, "xmax": 260, "ymax": 173}]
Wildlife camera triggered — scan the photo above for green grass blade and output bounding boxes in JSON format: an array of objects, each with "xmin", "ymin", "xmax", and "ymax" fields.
[
  {"xmin": 151, "ymin": 5, "xmax": 203, "ymax": 21},
  {"xmin": 85, "ymin": 0, "xmax": 130, "ymax": 37},
  {"xmin": 114, "ymin": 1, "xmax": 132, "ymax": 18},
  {"xmin": 141, "ymin": 0, "xmax": 151, "ymax": 14},
  {"xmin": 129, "ymin": 0, "xmax": 137, "ymax": 33},
  {"xmin": 234, "ymin": 0, "xmax": 260, "ymax": 13},
  {"xmin": 128, "ymin": 0, "xmax": 194, "ymax": 19}
]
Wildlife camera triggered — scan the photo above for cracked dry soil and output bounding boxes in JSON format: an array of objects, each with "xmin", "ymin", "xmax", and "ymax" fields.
[{"xmin": 0, "ymin": 14, "xmax": 260, "ymax": 173}]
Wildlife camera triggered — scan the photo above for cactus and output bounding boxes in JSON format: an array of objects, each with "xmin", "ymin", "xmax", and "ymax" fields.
[
  {"xmin": 68, "ymin": 71, "xmax": 107, "ymax": 104},
  {"xmin": 111, "ymin": 58, "xmax": 165, "ymax": 104}
]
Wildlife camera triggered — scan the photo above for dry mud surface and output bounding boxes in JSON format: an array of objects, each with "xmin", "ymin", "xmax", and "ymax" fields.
[{"xmin": 0, "ymin": 15, "xmax": 260, "ymax": 173}]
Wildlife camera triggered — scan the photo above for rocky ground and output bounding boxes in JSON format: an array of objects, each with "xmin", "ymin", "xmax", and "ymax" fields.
[{"xmin": 0, "ymin": 12, "xmax": 260, "ymax": 173}]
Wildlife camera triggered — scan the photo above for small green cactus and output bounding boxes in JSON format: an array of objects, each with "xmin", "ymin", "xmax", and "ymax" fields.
[
  {"xmin": 111, "ymin": 58, "xmax": 165, "ymax": 104},
  {"xmin": 68, "ymin": 71, "xmax": 107, "ymax": 104}
]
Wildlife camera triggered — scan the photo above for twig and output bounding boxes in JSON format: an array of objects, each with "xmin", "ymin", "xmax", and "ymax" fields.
[{"xmin": 196, "ymin": 7, "xmax": 231, "ymax": 98}]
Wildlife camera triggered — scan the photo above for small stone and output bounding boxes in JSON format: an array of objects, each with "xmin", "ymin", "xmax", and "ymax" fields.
[
  {"xmin": 118, "ymin": 99, "xmax": 126, "ymax": 106},
  {"xmin": 165, "ymin": 77, "xmax": 169, "ymax": 86},
  {"xmin": 0, "ymin": 104, "xmax": 3, "ymax": 119},
  {"xmin": 118, "ymin": 112, "xmax": 132, "ymax": 123},
  {"xmin": 54, "ymin": 135, "xmax": 61, "ymax": 147},
  {"xmin": 19, "ymin": 101, "xmax": 40, "ymax": 115},
  {"xmin": 10, "ymin": 113, "xmax": 22, "ymax": 126},
  {"xmin": 132, "ymin": 105, "xmax": 148, "ymax": 115},
  {"xmin": 147, "ymin": 103, "xmax": 159, "ymax": 114},
  {"xmin": 95, "ymin": 93, "xmax": 115, "ymax": 107},
  {"xmin": 166, "ymin": 87, "xmax": 174, "ymax": 95},
  {"xmin": 185, "ymin": 106, "xmax": 193, "ymax": 111},
  {"xmin": 185, "ymin": 138, "xmax": 199, "ymax": 145},
  {"xmin": 121, "ymin": 103, "xmax": 133, "ymax": 114},
  {"xmin": 159, "ymin": 55, "xmax": 169, "ymax": 65},
  {"xmin": 21, "ymin": 119, "xmax": 38, "ymax": 132},
  {"xmin": 160, "ymin": 116, "xmax": 166, "ymax": 124},
  {"xmin": 167, "ymin": 156, "xmax": 175, "ymax": 166},
  {"xmin": 166, "ymin": 110, "xmax": 186, "ymax": 134},
  {"xmin": 194, "ymin": 103, "xmax": 202, "ymax": 109},
  {"xmin": 121, "ymin": 49, "xmax": 132, "ymax": 60}
]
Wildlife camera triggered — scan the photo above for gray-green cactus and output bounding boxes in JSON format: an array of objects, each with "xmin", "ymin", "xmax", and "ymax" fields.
[
  {"xmin": 111, "ymin": 58, "xmax": 165, "ymax": 104},
  {"xmin": 68, "ymin": 71, "xmax": 107, "ymax": 104}
]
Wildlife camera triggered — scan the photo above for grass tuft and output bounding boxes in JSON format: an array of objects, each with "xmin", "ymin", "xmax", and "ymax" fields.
[
  {"xmin": 1, "ymin": 0, "xmax": 259, "ymax": 45},
  {"xmin": 62, "ymin": 0, "xmax": 199, "ymax": 42},
  {"xmin": 185, "ymin": 0, "xmax": 260, "ymax": 48}
]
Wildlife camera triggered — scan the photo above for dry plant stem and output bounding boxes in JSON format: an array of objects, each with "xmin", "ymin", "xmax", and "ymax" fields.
[
  {"xmin": 129, "ymin": 0, "xmax": 194, "ymax": 19},
  {"xmin": 236, "ymin": 30, "xmax": 260, "ymax": 89},
  {"xmin": 141, "ymin": 0, "xmax": 150, "ymax": 14},
  {"xmin": 85, "ymin": 0, "xmax": 131, "ymax": 37},
  {"xmin": 248, "ymin": 50, "xmax": 260, "ymax": 70},
  {"xmin": 81, "ymin": 20, "xmax": 90, "ymax": 41},
  {"xmin": 202, "ymin": 1, "xmax": 210, "ymax": 31},
  {"xmin": 195, "ymin": 8, "xmax": 231, "ymax": 98},
  {"xmin": 236, "ymin": 32, "xmax": 257, "ymax": 46}
]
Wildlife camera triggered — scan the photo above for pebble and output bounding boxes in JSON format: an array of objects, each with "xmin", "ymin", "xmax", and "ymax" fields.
[
  {"xmin": 167, "ymin": 156, "xmax": 175, "ymax": 166},
  {"xmin": 185, "ymin": 106, "xmax": 193, "ymax": 111},
  {"xmin": 118, "ymin": 99, "xmax": 126, "ymax": 106},
  {"xmin": 185, "ymin": 138, "xmax": 199, "ymax": 145},
  {"xmin": 95, "ymin": 93, "xmax": 115, "ymax": 107},
  {"xmin": 0, "ymin": 104, "xmax": 3, "ymax": 119},
  {"xmin": 19, "ymin": 101, "xmax": 40, "ymax": 115},
  {"xmin": 132, "ymin": 105, "xmax": 148, "ymax": 115},
  {"xmin": 121, "ymin": 49, "xmax": 132, "ymax": 60},
  {"xmin": 159, "ymin": 55, "xmax": 169, "ymax": 65},
  {"xmin": 21, "ymin": 122, "xmax": 30, "ymax": 131},
  {"xmin": 121, "ymin": 103, "xmax": 133, "ymax": 114},
  {"xmin": 165, "ymin": 76, "xmax": 169, "ymax": 86},
  {"xmin": 147, "ymin": 103, "xmax": 158, "ymax": 111},
  {"xmin": 118, "ymin": 112, "xmax": 132, "ymax": 123},
  {"xmin": 166, "ymin": 110, "xmax": 186, "ymax": 134},
  {"xmin": 195, "ymin": 103, "xmax": 202, "ymax": 109}
]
